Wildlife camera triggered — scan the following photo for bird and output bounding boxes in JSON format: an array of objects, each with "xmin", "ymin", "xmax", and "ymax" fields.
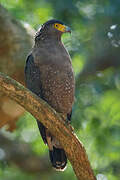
[{"xmin": 25, "ymin": 19, "xmax": 75, "ymax": 171}]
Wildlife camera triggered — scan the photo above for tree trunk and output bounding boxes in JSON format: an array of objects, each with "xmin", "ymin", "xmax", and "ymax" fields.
[{"xmin": 0, "ymin": 5, "xmax": 34, "ymax": 130}]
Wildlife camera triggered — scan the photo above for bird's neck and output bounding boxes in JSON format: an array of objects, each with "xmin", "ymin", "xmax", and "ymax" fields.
[{"xmin": 35, "ymin": 31, "xmax": 62, "ymax": 45}]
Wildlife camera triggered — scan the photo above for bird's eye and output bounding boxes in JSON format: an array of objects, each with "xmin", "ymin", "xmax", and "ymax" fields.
[{"xmin": 54, "ymin": 24, "xmax": 59, "ymax": 29}]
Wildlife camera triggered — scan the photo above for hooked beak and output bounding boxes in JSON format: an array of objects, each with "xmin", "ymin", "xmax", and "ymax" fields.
[{"xmin": 65, "ymin": 26, "xmax": 71, "ymax": 33}]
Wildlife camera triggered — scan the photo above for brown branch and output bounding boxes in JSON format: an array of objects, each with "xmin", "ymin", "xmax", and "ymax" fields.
[
  {"xmin": 0, "ymin": 134, "xmax": 52, "ymax": 173},
  {"xmin": 0, "ymin": 72, "xmax": 96, "ymax": 180}
]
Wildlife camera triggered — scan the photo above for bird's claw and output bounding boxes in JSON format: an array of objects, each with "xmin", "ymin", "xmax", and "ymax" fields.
[{"xmin": 65, "ymin": 120, "xmax": 74, "ymax": 132}]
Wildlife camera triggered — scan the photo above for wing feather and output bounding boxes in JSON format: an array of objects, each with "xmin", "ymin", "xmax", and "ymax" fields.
[{"xmin": 25, "ymin": 53, "xmax": 47, "ymax": 144}]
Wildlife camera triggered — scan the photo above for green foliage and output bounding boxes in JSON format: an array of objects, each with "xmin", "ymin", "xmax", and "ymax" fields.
[{"xmin": 1, "ymin": 0, "xmax": 120, "ymax": 179}]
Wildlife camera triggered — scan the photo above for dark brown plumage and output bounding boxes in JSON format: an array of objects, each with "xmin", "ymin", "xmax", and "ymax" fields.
[{"xmin": 25, "ymin": 19, "xmax": 75, "ymax": 170}]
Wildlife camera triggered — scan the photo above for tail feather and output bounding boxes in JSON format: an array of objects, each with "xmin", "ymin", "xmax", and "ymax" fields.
[
  {"xmin": 49, "ymin": 147, "xmax": 67, "ymax": 171},
  {"xmin": 37, "ymin": 120, "xmax": 67, "ymax": 170}
]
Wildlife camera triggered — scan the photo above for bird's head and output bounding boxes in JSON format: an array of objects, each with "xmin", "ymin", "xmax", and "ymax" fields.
[{"xmin": 35, "ymin": 19, "xmax": 71, "ymax": 41}]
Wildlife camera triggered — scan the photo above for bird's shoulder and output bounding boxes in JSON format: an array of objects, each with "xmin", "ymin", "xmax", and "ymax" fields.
[
  {"xmin": 25, "ymin": 53, "xmax": 34, "ymax": 73},
  {"xmin": 25, "ymin": 53, "xmax": 42, "ymax": 95},
  {"xmin": 25, "ymin": 53, "xmax": 39, "ymax": 77}
]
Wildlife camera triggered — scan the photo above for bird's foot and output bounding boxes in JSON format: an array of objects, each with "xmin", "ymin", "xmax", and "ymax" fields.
[
  {"xmin": 58, "ymin": 113, "xmax": 74, "ymax": 131},
  {"xmin": 65, "ymin": 119, "xmax": 74, "ymax": 132}
]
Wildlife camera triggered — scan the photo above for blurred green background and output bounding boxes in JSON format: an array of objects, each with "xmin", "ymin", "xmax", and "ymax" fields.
[{"xmin": 0, "ymin": 0, "xmax": 120, "ymax": 179}]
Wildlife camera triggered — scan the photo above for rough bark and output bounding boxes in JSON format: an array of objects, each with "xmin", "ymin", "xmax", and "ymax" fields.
[
  {"xmin": 0, "ymin": 133, "xmax": 52, "ymax": 173},
  {"xmin": 0, "ymin": 5, "xmax": 35, "ymax": 130},
  {"xmin": 0, "ymin": 72, "xmax": 96, "ymax": 180}
]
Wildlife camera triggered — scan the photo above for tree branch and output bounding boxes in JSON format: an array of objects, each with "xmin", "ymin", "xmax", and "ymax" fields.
[{"xmin": 0, "ymin": 72, "xmax": 96, "ymax": 180}]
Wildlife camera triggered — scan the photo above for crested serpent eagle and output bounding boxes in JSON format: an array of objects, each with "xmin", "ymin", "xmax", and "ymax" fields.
[{"xmin": 25, "ymin": 19, "xmax": 75, "ymax": 170}]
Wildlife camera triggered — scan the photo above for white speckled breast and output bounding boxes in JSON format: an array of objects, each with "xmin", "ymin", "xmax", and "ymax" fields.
[{"xmin": 40, "ymin": 64, "xmax": 75, "ymax": 114}]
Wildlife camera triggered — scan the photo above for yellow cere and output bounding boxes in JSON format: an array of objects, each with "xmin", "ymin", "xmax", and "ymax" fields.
[{"xmin": 54, "ymin": 23, "xmax": 66, "ymax": 32}]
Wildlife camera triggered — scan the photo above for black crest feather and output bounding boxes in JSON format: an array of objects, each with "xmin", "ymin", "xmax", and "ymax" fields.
[{"xmin": 43, "ymin": 19, "xmax": 64, "ymax": 26}]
